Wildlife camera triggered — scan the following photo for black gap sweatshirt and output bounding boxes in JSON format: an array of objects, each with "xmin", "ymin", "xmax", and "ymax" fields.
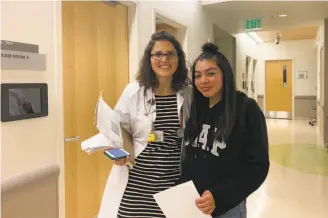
[{"xmin": 179, "ymin": 91, "xmax": 270, "ymax": 217}]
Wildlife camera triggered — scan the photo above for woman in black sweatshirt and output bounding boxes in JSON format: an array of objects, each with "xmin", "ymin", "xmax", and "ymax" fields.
[{"xmin": 180, "ymin": 42, "xmax": 270, "ymax": 218}]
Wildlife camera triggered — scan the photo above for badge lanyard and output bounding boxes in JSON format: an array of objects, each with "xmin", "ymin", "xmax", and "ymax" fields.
[
  {"xmin": 146, "ymin": 92, "xmax": 157, "ymax": 143},
  {"xmin": 148, "ymin": 118, "xmax": 156, "ymax": 142}
]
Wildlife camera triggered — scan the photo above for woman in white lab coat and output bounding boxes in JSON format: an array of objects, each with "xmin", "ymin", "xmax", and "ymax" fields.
[{"xmin": 98, "ymin": 31, "xmax": 192, "ymax": 218}]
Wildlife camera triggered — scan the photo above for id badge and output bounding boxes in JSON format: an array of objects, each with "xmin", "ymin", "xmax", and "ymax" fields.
[
  {"xmin": 148, "ymin": 132, "xmax": 156, "ymax": 142},
  {"xmin": 154, "ymin": 131, "xmax": 164, "ymax": 142}
]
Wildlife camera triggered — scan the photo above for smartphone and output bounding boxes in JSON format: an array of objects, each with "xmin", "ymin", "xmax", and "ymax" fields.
[{"xmin": 104, "ymin": 148, "xmax": 130, "ymax": 160}]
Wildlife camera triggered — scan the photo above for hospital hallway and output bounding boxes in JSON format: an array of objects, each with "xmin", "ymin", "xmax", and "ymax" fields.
[{"xmin": 247, "ymin": 119, "xmax": 328, "ymax": 218}]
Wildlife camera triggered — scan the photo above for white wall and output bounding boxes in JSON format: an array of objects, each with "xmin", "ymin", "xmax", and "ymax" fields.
[
  {"xmin": 215, "ymin": 37, "xmax": 234, "ymax": 69},
  {"xmin": 235, "ymin": 33, "xmax": 259, "ymax": 92},
  {"xmin": 316, "ymin": 19, "xmax": 328, "ymax": 145},
  {"xmin": 256, "ymin": 40, "xmax": 317, "ymax": 97},
  {"xmin": 316, "ymin": 22, "xmax": 325, "ymax": 103},
  {"xmin": 316, "ymin": 22, "xmax": 325, "ymax": 144},
  {"xmin": 213, "ymin": 24, "xmax": 235, "ymax": 70},
  {"xmin": 1, "ymin": 1, "xmax": 64, "ymax": 217},
  {"xmin": 1, "ymin": 1, "xmax": 62, "ymax": 178}
]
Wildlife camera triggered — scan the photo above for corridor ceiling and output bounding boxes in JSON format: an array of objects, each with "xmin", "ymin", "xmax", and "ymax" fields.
[
  {"xmin": 256, "ymin": 26, "xmax": 319, "ymax": 43},
  {"xmin": 203, "ymin": 1, "xmax": 328, "ymax": 34}
]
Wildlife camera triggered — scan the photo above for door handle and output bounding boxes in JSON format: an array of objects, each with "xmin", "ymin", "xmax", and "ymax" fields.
[{"xmin": 64, "ymin": 136, "xmax": 80, "ymax": 143}]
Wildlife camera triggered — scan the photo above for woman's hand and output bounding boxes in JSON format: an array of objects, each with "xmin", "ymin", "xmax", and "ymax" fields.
[
  {"xmin": 113, "ymin": 157, "xmax": 128, "ymax": 166},
  {"xmin": 196, "ymin": 190, "xmax": 216, "ymax": 215},
  {"xmin": 105, "ymin": 148, "xmax": 128, "ymax": 166}
]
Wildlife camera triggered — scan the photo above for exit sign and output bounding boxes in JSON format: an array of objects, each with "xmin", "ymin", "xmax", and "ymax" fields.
[{"xmin": 245, "ymin": 19, "xmax": 262, "ymax": 30}]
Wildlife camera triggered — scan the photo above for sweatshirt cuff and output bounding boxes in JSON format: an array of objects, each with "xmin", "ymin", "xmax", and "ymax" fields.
[{"xmin": 209, "ymin": 186, "xmax": 220, "ymax": 208}]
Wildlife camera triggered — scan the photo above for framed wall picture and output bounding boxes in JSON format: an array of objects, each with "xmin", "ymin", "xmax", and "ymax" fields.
[{"xmin": 1, "ymin": 83, "xmax": 48, "ymax": 122}]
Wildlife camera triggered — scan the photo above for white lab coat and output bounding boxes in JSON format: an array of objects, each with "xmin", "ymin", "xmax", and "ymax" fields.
[{"xmin": 98, "ymin": 81, "xmax": 192, "ymax": 218}]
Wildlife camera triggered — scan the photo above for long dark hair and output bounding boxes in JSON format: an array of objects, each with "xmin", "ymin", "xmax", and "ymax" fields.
[
  {"xmin": 184, "ymin": 42, "xmax": 236, "ymax": 143},
  {"xmin": 136, "ymin": 31, "xmax": 190, "ymax": 92}
]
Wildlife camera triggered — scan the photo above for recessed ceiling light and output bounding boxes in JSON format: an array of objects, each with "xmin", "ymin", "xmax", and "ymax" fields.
[
  {"xmin": 279, "ymin": 14, "xmax": 287, "ymax": 18},
  {"xmin": 247, "ymin": 32, "xmax": 264, "ymax": 44}
]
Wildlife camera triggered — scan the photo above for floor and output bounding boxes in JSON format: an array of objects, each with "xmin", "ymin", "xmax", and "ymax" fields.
[{"xmin": 247, "ymin": 119, "xmax": 328, "ymax": 218}]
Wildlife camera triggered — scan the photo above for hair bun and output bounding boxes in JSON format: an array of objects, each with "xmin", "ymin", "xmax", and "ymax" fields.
[{"xmin": 202, "ymin": 42, "xmax": 218, "ymax": 54}]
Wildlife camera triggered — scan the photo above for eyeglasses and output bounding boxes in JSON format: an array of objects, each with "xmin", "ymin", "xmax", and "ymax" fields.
[{"xmin": 151, "ymin": 52, "xmax": 178, "ymax": 60}]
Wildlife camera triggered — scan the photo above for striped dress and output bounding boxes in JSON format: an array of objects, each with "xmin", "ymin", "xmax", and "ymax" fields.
[{"xmin": 118, "ymin": 94, "xmax": 182, "ymax": 218}]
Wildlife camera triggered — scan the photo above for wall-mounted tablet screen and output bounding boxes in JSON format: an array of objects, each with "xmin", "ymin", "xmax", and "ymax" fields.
[{"xmin": 1, "ymin": 83, "xmax": 48, "ymax": 122}]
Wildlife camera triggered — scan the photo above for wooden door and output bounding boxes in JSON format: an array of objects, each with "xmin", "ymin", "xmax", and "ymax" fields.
[
  {"xmin": 265, "ymin": 60, "xmax": 293, "ymax": 119},
  {"xmin": 62, "ymin": 2, "xmax": 129, "ymax": 218}
]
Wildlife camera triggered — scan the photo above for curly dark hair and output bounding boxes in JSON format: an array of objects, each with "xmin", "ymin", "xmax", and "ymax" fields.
[{"xmin": 136, "ymin": 31, "xmax": 190, "ymax": 92}]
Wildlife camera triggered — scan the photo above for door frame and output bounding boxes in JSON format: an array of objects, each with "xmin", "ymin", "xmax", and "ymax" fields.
[
  {"xmin": 251, "ymin": 58, "xmax": 257, "ymax": 98},
  {"xmin": 264, "ymin": 58, "xmax": 295, "ymax": 119},
  {"xmin": 56, "ymin": 2, "xmax": 138, "ymax": 218},
  {"xmin": 121, "ymin": 1, "xmax": 139, "ymax": 83},
  {"xmin": 245, "ymin": 55, "xmax": 251, "ymax": 95},
  {"xmin": 318, "ymin": 45, "xmax": 325, "ymax": 144},
  {"xmin": 319, "ymin": 46, "xmax": 324, "ymax": 108}
]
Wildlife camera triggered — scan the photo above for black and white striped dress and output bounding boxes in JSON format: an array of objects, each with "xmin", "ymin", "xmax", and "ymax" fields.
[{"xmin": 118, "ymin": 94, "xmax": 182, "ymax": 218}]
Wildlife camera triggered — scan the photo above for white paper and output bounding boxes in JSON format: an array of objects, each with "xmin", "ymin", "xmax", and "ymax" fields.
[
  {"xmin": 81, "ymin": 92, "xmax": 123, "ymax": 154},
  {"xmin": 81, "ymin": 92, "xmax": 135, "ymax": 161},
  {"xmin": 96, "ymin": 93, "xmax": 122, "ymax": 144},
  {"xmin": 153, "ymin": 181, "xmax": 211, "ymax": 218},
  {"xmin": 81, "ymin": 133, "xmax": 119, "ymax": 154}
]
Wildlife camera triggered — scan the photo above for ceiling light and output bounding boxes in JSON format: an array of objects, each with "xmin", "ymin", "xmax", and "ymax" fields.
[
  {"xmin": 279, "ymin": 14, "xmax": 287, "ymax": 18},
  {"xmin": 247, "ymin": 32, "xmax": 264, "ymax": 44}
]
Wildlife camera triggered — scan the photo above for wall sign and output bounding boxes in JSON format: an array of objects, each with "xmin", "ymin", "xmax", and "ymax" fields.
[
  {"xmin": 1, "ymin": 40, "xmax": 46, "ymax": 71},
  {"xmin": 245, "ymin": 18, "xmax": 262, "ymax": 30},
  {"xmin": 1, "ymin": 40, "xmax": 39, "ymax": 53},
  {"xmin": 1, "ymin": 50, "xmax": 46, "ymax": 71},
  {"xmin": 297, "ymin": 71, "xmax": 308, "ymax": 79}
]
